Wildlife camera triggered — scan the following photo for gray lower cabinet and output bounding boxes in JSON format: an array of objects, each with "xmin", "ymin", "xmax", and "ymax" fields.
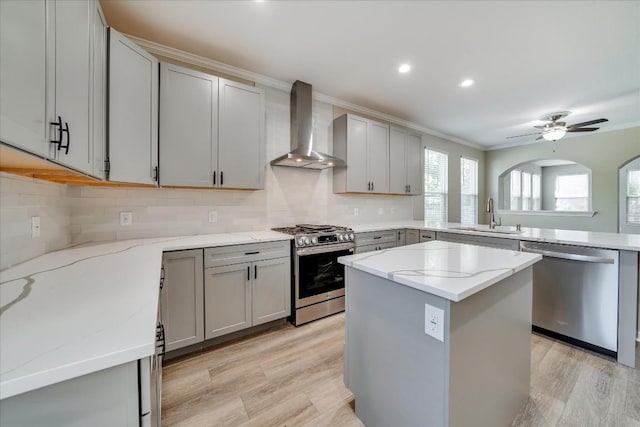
[
  {"xmin": 161, "ymin": 249, "xmax": 204, "ymax": 352},
  {"xmin": 355, "ymin": 230, "xmax": 398, "ymax": 253},
  {"xmin": 406, "ymin": 229, "xmax": 420, "ymax": 245},
  {"xmin": 436, "ymin": 231, "xmax": 520, "ymax": 250},
  {"xmin": 203, "ymin": 241, "xmax": 291, "ymax": 340},
  {"xmin": 0, "ymin": 360, "xmax": 142, "ymax": 427},
  {"xmin": 395, "ymin": 229, "xmax": 406, "ymax": 246},
  {"xmin": 204, "ymin": 262, "xmax": 252, "ymax": 339},
  {"xmin": 419, "ymin": 230, "xmax": 436, "ymax": 242}
]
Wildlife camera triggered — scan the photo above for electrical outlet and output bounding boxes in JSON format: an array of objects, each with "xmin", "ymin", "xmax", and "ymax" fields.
[
  {"xmin": 425, "ymin": 304, "xmax": 445, "ymax": 342},
  {"xmin": 120, "ymin": 212, "xmax": 133, "ymax": 226},
  {"xmin": 31, "ymin": 216, "xmax": 41, "ymax": 238},
  {"xmin": 208, "ymin": 210, "xmax": 218, "ymax": 223},
  {"xmin": 378, "ymin": 207, "xmax": 384, "ymax": 215},
  {"xmin": 353, "ymin": 208, "xmax": 359, "ymax": 216}
]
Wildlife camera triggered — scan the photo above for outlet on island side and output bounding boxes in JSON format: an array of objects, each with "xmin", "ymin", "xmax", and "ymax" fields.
[
  {"xmin": 31, "ymin": 216, "xmax": 41, "ymax": 239},
  {"xmin": 120, "ymin": 212, "xmax": 132, "ymax": 226},
  {"xmin": 208, "ymin": 210, "xmax": 218, "ymax": 223},
  {"xmin": 425, "ymin": 304, "xmax": 445, "ymax": 342}
]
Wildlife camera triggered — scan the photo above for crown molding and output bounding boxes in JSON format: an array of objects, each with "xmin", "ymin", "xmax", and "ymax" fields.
[{"xmin": 126, "ymin": 34, "xmax": 484, "ymax": 151}]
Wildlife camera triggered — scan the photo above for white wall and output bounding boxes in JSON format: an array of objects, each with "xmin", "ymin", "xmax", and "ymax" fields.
[
  {"xmin": 0, "ymin": 173, "xmax": 71, "ymax": 269},
  {"xmin": 486, "ymin": 127, "xmax": 640, "ymax": 232}
]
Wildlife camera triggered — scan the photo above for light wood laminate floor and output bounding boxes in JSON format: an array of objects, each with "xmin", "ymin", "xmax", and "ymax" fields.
[{"xmin": 162, "ymin": 313, "xmax": 640, "ymax": 427}]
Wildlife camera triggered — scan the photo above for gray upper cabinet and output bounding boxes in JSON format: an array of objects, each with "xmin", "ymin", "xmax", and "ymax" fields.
[
  {"xmin": 159, "ymin": 64, "xmax": 265, "ymax": 189},
  {"xmin": 218, "ymin": 79, "xmax": 265, "ymax": 189},
  {"xmin": 91, "ymin": 3, "xmax": 107, "ymax": 179},
  {"xmin": 0, "ymin": 0, "xmax": 49, "ymax": 157},
  {"xmin": 159, "ymin": 63, "xmax": 217, "ymax": 187},
  {"xmin": 389, "ymin": 127, "xmax": 422, "ymax": 195},
  {"xmin": 52, "ymin": 0, "xmax": 92, "ymax": 175},
  {"xmin": 0, "ymin": 0, "xmax": 102, "ymax": 177},
  {"xmin": 333, "ymin": 114, "xmax": 390, "ymax": 194},
  {"xmin": 108, "ymin": 29, "xmax": 159, "ymax": 185},
  {"xmin": 161, "ymin": 250, "xmax": 204, "ymax": 352}
]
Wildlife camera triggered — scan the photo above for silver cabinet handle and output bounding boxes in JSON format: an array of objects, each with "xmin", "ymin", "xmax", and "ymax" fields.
[{"xmin": 520, "ymin": 243, "xmax": 615, "ymax": 264}]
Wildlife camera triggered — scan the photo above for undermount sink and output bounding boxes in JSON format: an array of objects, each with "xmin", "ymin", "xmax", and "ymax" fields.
[{"xmin": 448, "ymin": 226, "xmax": 523, "ymax": 235}]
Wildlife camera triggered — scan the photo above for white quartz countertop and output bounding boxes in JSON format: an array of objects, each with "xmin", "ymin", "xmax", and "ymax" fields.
[
  {"xmin": 347, "ymin": 221, "xmax": 640, "ymax": 251},
  {"xmin": 0, "ymin": 231, "xmax": 292, "ymax": 400},
  {"xmin": 339, "ymin": 240, "xmax": 542, "ymax": 302}
]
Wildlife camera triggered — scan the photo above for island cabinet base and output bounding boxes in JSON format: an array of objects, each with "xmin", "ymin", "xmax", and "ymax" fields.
[{"xmin": 344, "ymin": 267, "xmax": 533, "ymax": 427}]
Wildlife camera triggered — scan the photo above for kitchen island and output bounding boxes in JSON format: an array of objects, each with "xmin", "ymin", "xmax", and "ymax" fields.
[{"xmin": 339, "ymin": 240, "xmax": 542, "ymax": 427}]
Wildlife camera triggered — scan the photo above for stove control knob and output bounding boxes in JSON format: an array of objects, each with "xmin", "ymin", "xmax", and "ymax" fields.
[
  {"xmin": 303, "ymin": 236, "xmax": 311, "ymax": 246},
  {"xmin": 311, "ymin": 237, "xmax": 318, "ymax": 245},
  {"xmin": 297, "ymin": 237, "xmax": 306, "ymax": 246},
  {"xmin": 338, "ymin": 234, "xmax": 345, "ymax": 241},
  {"xmin": 349, "ymin": 233, "xmax": 355, "ymax": 240}
]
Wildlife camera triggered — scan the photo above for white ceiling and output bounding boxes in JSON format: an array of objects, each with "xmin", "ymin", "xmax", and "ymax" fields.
[{"xmin": 101, "ymin": 0, "xmax": 640, "ymax": 149}]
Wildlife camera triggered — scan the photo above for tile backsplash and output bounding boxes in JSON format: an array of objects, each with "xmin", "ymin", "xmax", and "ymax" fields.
[
  {"xmin": 0, "ymin": 173, "xmax": 71, "ymax": 269},
  {"xmin": 1, "ymin": 85, "xmax": 417, "ymax": 267}
]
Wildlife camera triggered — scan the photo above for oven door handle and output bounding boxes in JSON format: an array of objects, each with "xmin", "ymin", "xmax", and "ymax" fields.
[{"xmin": 296, "ymin": 243, "xmax": 355, "ymax": 256}]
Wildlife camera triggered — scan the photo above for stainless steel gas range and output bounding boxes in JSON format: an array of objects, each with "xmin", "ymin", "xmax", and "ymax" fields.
[{"xmin": 272, "ymin": 224, "xmax": 355, "ymax": 326}]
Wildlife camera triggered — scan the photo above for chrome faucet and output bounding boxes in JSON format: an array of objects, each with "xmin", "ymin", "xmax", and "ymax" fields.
[{"xmin": 486, "ymin": 197, "xmax": 501, "ymax": 229}]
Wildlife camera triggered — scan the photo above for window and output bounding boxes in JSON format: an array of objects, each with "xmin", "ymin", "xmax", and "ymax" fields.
[
  {"xmin": 424, "ymin": 149, "xmax": 448, "ymax": 222},
  {"xmin": 510, "ymin": 170, "xmax": 521, "ymax": 210},
  {"xmin": 555, "ymin": 174, "xmax": 589, "ymax": 211},
  {"xmin": 460, "ymin": 157, "xmax": 478, "ymax": 224},
  {"xmin": 626, "ymin": 170, "xmax": 640, "ymax": 224},
  {"xmin": 620, "ymin": 157, "xmax": 640, "ymax": 233},
  {"xmin": 509, "ymin": 170, "xmax": 540, "ymax": 211}
]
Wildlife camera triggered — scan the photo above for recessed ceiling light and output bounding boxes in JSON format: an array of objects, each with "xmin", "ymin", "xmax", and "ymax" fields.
[
  {"xmin": 398, "ymin": 64, "xmax": 411, "ymax": 73},
  {"xmin": 459, "ymin": 79, "xmax": 474, "ymax": 88}
]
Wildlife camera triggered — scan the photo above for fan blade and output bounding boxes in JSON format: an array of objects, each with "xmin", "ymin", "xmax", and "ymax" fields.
[
  {"xmin": 533, "ymin": 125, "xmax": 547, "ymax": 129},
  {"xmin": 505, "ymin": 132, "xmax": 542, "ymax": 139},
  {"xmin": 536, "ymin": 136, "xmax": 543, "ymax": 140},
  {"xmin": 567, "ymin": 118, "xmax": 608, "ymax": 129},
  {"xmin": 567, "ymin": 127, "xmax": 599, "ymax": 132}
]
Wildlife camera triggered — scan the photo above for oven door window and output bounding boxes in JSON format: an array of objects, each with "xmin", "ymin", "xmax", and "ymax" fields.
[{"xmin": 298, "ymin": 249, "xmax": 351, "ymax": 299}]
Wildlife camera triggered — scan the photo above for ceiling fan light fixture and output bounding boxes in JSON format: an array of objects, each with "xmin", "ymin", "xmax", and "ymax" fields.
[{"xmin": 542, "ymin": 127, "xmax": 567, "ymax": 141}]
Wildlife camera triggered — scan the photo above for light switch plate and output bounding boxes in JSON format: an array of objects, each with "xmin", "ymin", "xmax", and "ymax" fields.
[
  {"xmin": 31, "ymin": 216, "xmax": 41, "ymax": 238},
  {"xmin": 425, "ymin": 304, "xmax": 445, "ymax": 342},
  {"xmin": 208, "ymin": 210, "xmax": 218, "ymax": 223},
  {"xmin": 120, "ymin": 212, "xmax": 132, "ymax": 226}
]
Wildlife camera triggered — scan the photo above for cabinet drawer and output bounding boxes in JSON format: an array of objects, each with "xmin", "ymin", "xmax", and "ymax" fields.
[
  {"xmin": 419, "ymin": 231, "xmax": 436, "ymax": 242},
  {"xmin": 355, "ymin": 230, "xmax": 397, "ymax": 247},
  {"xmin": 204, "ymin": 241, "xmax": 290, "ymax": 268},
  {"xmin": 356, "ymin": 241, "xmax": 396, "ymax": 254}
]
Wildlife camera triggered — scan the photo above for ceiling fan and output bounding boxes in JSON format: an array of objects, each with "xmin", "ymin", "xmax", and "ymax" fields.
[{"xmin": 506, "ymin": 111, "xmax": 608, "ymax": 142}]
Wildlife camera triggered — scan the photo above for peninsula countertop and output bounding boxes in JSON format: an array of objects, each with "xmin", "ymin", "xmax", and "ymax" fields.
[
  {"xmin": 346, "ymin": 221, "xmax": 640, "ymax": 252},
  {"xmin": 339, "ymin": 240, "xmax": 542, "ymax": 301},
  {"xmin": 0, "ymin": 231, "xmax": 292, "ymax": 400}
]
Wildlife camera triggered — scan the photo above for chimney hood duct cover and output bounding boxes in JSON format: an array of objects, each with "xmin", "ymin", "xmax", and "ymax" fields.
[{"xmin": 270, "ymin": 80, "xmax": 345, "ymax": 169}]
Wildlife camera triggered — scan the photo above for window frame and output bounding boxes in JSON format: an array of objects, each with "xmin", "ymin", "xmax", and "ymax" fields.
[
  {"xmin": 554, "ymin": 173, "xmax": 590, "ymax": 212},
  {"xmin": 460, "ymin": 156, "xmax": 478, "ymax": 225},
  {"xmin": 424, "ymin": 147, "xmax": 449, "ymax": 223},
  {"xmin": 619, "ymin": 156, "xmax": 640, "ymax": 234}
]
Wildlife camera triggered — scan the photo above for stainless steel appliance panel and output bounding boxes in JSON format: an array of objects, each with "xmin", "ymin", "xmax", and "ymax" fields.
[{"xmin": 521, "ymin": 241, "xmax": 619, "ymax": 352}]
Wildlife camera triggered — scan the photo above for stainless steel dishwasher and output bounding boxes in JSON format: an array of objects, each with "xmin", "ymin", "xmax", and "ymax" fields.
[{"xmin": 520, "ymin": 241, "xmax": 619, "ymax": 356}]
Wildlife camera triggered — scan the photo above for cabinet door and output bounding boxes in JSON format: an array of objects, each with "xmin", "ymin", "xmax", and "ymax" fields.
[
  {"xmin": 389, "ymin": 128, "xmax": 407, "ymax": 194},
  {"xmin": 204, "ymin": 263, "xmax": 251, "ymax": 339},
  {"xmin": 406, "ymin": 132, "xmax": 422, "ymax": 195},
  {"xmin": 159, "ymin": 63, "xmax": 217, "ymax": 187},
  {"xmin": 367, "ymin": 120, "xmax": 389, "ymax": 193},
  {"xmin": 161, "ymin": 250, "xmax": 204, "ymax": 352},
  {"xmin": 91, "ymin": 4, "xmax": 107, "ymax": 179},
  {"xmin": 396, "ymin": 229, "xmax": 406, "ymax": 246},
  {"xmin": 0, "ymin": 0, "xmax": 49, "ymax": 156},
  {"xmin": 218, "ymin": 79, "xmax": 264, "ymax": 189},
  {"xmin": 406, "ymin": 229, "xmax": 420, "ymax": 245},
  {"xmin": 108, "ymin": 29, "xmax": 158, "ymax": 184},
  {"xmin": 53, "ymin": 0, "xmax": 92, "ymax": 174},
  {"xmin": 252, "ymin": 257, "xmax": 291, "ymax": 326},
  {"xmin": 346, "ymin": 116, "xmax": 369, "ymax": 192}
]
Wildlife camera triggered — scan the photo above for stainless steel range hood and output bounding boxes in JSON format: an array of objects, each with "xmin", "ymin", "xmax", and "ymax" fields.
[{"xmin": 270, "ymin": 80, "xmax": 345, "ymax": 169}]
